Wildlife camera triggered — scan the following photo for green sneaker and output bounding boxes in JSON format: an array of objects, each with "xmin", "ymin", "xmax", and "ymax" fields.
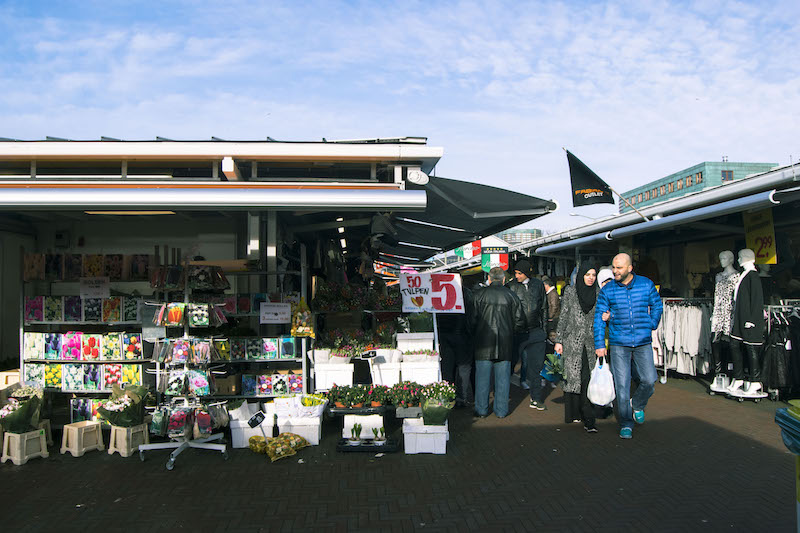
[{"xmin": 619, "ymin": 427, "xmax": 633, "ymax": 439}]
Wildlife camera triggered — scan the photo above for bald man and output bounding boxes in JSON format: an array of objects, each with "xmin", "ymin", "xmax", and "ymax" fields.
[{"xmin": 593, "ymin": 253, "xmax": 662, "ymax": 440}]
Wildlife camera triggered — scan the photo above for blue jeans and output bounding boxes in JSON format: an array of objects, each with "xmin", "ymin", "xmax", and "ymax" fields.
[
  {"xmin": 519, "ymin": 329, "xmax": 546, "ymax": 402},
  {"xmin": 475, "ymin": 360, "xmax": 511, "ymax": 417},
  {"xmin": 609, "ymin": 344, "xmax": 658, "ymax": 430}
]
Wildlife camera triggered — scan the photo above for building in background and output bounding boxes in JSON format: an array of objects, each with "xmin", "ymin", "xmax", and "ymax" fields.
[
  {"xmin": 496, "ymin": 228, "xmax": 542, "ymax": 244},
  {"xmin": 619, "ymin": 161, "xmax": 776, "ymax": 213}
]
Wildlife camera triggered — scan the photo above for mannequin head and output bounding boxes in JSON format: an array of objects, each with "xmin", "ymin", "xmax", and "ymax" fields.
[
  {"xmin": 738, "ymin": 248, "xmax": 755, "ymax": 267},
  {"xmin": 719, "ymin": 250, "xmax": 734, "ymax": 268}
]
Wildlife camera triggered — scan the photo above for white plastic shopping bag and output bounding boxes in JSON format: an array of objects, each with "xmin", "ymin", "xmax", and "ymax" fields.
[{"xmin": 587, "ymin": 357, "xmax": 615, "ymax": 406}]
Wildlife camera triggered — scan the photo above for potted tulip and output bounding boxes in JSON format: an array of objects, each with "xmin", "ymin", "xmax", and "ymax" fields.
[
  {"xmin": 371, "ymin": 427, "xmax": 387, "ymax": 445},
  {"xmin": 348, "ymin": 423, "xmax": 363, "ymax": 445}
]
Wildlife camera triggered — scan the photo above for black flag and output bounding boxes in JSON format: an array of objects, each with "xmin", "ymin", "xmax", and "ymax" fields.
[{"xmin": 566, "ymin": 150, "xmax": 615, "ymax": 207}]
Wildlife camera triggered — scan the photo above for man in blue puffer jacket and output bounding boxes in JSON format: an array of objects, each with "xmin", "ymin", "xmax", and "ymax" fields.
[{"xmin": 594, "ymin": 253, "xmax": 663, "ymax": 440}]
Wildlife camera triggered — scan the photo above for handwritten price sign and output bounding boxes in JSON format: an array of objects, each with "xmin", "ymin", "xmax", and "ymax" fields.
[
  {"xmin": 400, "ymin": 273, "xmax": 465, "ymax": 313},
  {"xmin": 743, "ymin": 208, "xmax": 777, "ymax": 264}
]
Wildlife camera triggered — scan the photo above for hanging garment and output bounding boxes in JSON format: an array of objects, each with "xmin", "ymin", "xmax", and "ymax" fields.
[{"xmin": 762, "ymin": 322, "xmax": 790, "ymax": 390}]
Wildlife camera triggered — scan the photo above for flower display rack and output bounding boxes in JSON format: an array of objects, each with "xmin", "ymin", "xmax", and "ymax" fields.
[
  {"xmin": 60, "ymin": 420, "xmax": 104, "ymax": 457},
  {"xmin": 1, "ymin": 428, "xmax": 50, "ymax": 465},
  {"xmin": 108, "ymin": 423, "xmax": 150, "ymax": 458}
]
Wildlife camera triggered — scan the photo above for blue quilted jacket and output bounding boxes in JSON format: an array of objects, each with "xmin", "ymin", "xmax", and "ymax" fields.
[{"xmin": 593, "ymin": 273, "xmax": 663, "ymax": 348}]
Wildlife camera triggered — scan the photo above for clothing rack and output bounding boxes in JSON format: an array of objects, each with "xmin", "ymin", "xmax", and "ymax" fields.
[{"xmin": 657, "ymin": 298, "xmax": 713, "ymax": 384}]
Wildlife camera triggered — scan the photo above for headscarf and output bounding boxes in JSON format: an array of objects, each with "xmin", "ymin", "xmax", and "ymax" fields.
[
  {"xmin": 576, "ymin": 263, "xmax": 598, "ymax": 314},
  {"xmin": 597, "ymin": 268, "xmax": 613, "ymax": 287}
]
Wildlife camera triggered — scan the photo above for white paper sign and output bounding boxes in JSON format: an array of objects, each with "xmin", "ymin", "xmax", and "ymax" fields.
[
  {"xmin": 80, "ymin": 277, "xmax": 110, "ymax": 300},
  {"xmin": 400, "ymin": 273, "xmax": 464, "ymax": 313},
  {"xmin": 260, "ymin": 302, "xmax": 292, "ymax": 324}
]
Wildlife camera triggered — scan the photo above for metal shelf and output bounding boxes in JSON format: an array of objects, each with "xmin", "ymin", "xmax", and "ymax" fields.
[{"xmin": 25, "ymin": 359, "xmax": 149, "ymax": 364}]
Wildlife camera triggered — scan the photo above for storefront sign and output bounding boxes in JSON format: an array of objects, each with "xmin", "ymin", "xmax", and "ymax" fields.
[
  {"xmin": 79, "ymin": 277, "xmax": 110, "ymax": 299},
  {"xmin": 481, "ymin": 246, "xmax": 509, "ymax": 272},
  {"xmin": 743, "ymin": 208, "xmax": 777, "ymax": 264},
  {"xmin": 260, "ymin": 302, "xmax": 292, "ymax": 324},
  {"xmin": 400, "ymin": 273, "xmax": 464, "ymax": 313}
]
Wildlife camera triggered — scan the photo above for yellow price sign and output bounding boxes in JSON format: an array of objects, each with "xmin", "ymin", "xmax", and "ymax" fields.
[{"xmin": 742, "ymin": 208, "xmax": 777, "ymax": 264}]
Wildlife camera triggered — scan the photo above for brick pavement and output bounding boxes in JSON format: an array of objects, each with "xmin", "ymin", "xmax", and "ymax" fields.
[{"xmin": 0, "ymin": 378, "xmax": 794, "ymax": 533}]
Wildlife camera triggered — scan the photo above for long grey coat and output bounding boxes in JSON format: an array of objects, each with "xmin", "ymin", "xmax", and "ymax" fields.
[{"xmin": 555, "ymin": 284, "xmax": 598, "ymax": 394}]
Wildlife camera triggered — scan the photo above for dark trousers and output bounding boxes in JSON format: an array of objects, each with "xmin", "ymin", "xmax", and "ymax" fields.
[
  {"xmin": 564, "ymin": 348, "xmax": 595, "ymax": 426},
  {"xmin": 730, "ymin": 340, "xmax": 761, "ymax": 381},
  {"xmin": 439, "ymin": 332, "xmax": 474, "ymax": 403}
]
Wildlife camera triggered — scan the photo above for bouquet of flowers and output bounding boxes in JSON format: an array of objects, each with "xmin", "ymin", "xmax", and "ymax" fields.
[
  {"xmin": 0, "ymin": 385, "xmax": 43, "ymax": 433},
  {"xmin": 420, "ymin": 381, "xmax": 456, "ymax": 425},
  {"xmin": 97, "ymin": 384, "xmax": 148, "ymax": 427},
  {"xmin": 540, "ymin": 353, "xmax": 564, "ymax": 383},
  {"xmin": 421, "ymin": 381, "xmax": 456, "ymax": 403},
  {"xmin": 389, "ymin": 381, "xmax": 423, "ymax": 408}
]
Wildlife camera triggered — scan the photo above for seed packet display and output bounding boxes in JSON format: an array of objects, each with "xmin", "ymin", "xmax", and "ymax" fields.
[
  {"xmin": 187, "ymin": 304, "xmax": 210, "ymax": 327},
  {"xmin": 192, "ymin": 340, "xmax": 212, "ymax": 364},
  {"xmin": 262, "ymin": 338, "xmax": 279, "ymax": 360},
  {"xmin": 246, "ymin": 338, "xmax": 262, "ymax": 360},
  {"xmin": 44, "ymin": 333, "xmax": 62, "ymax": 360},
  {"xmin": 24, "ymin": 253, "xmax": 45, "ymax": 281},
  {"xmin": 103, "ymin": 363, "xmax": 122, "ymax": 389},
  {"xmin": 103, "ymin": 333, "xmax": 122, "ymax": 360},
  {"xmin": 187, "ymin": 369, "xmax": 210, "ymax": 396},
  {"xmin": 82, "ymin": 334, "xmax": 103, "ymax": 361},
  {"xmin": 24, "ymin": 296, "xmax": 44, "ymax": 322},
  {"xmin": 102, "ymin": 297, "xmax": 122, "ymax": 322},
  {"xmin": 172, "ymin": 339, "xmax": 191, "ymax": 364},
  {"xmin": 122, "ymin": 297, "xmax": 141, "ymax": 322},
  {"xmin": 44, "ymin": 363, "xmax": 62, "ymax": 389},
  {"xmin": 23, "ymin": 332, "xmax": 45, "ymax": 360},
  {"xmin": 83, "ymin": 254, "xmax": 104, "ymax": 277},
  {"xmin": 61, "ymin": 331, "xmax": 83, "ymax": 360},
  {"xmin": 62, "ymin": 363, "xmax": 83, "ymax": 390},
  {"xmin": 24, "ymin": 363, "xmax": 45, "ymax": 386},
  {"xmin": 252, "ymin": 293, "xmax": 268, "ymax": 316},
  {"xmin": 241, "ymin": 374, "xmax": 257, "ymax": 396},
  {"xmin": 257, "ymin": 374, "xmax": 273, "ymax": 396},
  {"xmin": 213, "ymin": 339, "xmax": 231, "ymax": 361},
  {"xmin": 122, "ymin": 333, "xmax": 142, "ymax": 360},
  {"xmin": 64, "ymin": 296, "xmax": 82, "ymax": 322},
  {"xmin": 237, "ymin": 294, "xmax": 252, "ymax": 315},
  {"xmin": 272, "ymin": 374, "xmax": 289, "ymax": 395},
  {"xmin": 83, "ymin": 298, "xmax": 102, "ymax": 322},
  {"xmin": 288, "ymin": 374, "xmax": 303, "ymax": 395},
  {"xmin": 104, "ymin": 254, "xmax": 123, "ymax": 280},
  {"xmin": 280, "ymin": 336, "xmax": 296, "ymax": 359},
  {"xmin": 45, "ymin": 254, "xmax": 64, "ymax": 281},
  {"xmin": 230, "ymin": 338, "xmax": 246, "ymax": 360},
  {"xmin": 64, "ymin": 254, "xmax": 83, "ymax": 281},
  {"xmin": 127, "ymin": 254, "xmax": 150, "ymax": 281},
  {"xmin": 121, "ymin": 364, "xmax": 142, "ymax": 386}
]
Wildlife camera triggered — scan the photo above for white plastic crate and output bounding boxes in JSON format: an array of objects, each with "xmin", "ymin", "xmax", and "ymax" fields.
[
  {"xmin": 370, "ymin": 361, "xmax": 401, "ymax": 387},
  {"xmin": 401, "ymin": 361, "xmax": 441, "ymax": 385},
  {"xmin": 278, "ymin": 416, "xmax": 322, "ymax": 445},
  {"xmin": 1, "ymin": 428, "xmax": 49, "ymax": 465},
  {"xmin": 342, "ymin": 414, "xmax": 384, "ymax": 439},
  {"xmin": 230, "ymin": 418, "xmax": 273, "ymax": 448},
  {"xmin": 403, "ymin": 418, "xmax": 448, "ymax": 454},
  {"xmin": 314, "ymin": 363, "xmax": 354, "ymax": 391},
  {"xmin": 396, "ymin": 333, "xmax": 434, "ymax": 354}
]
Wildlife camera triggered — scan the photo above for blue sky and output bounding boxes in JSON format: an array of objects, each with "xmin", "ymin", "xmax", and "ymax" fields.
[{"xmin": 1, "ymin": 0, "xmax": 799, "ymax": 232}]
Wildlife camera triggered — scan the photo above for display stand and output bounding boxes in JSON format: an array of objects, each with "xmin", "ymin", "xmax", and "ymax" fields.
[{"xmin": 327, "ymin": 405, "xmax": 399, "ymax": 453}]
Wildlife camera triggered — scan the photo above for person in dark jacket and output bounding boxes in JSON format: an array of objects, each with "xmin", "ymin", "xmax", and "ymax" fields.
[
  {"xmin": 594, "ymin": 253, "xmax": 663, "ymax": 440},
  {"xmin": 469, "ymin": 267, "xmax": 525, "ymax": 418},
  {"xmin": 436, "ymin": 286, "xmax": 474, "ymax": 407},
  {"xmin": 507, "ymin": 259, "xmax": 549, "ymax": 410}
]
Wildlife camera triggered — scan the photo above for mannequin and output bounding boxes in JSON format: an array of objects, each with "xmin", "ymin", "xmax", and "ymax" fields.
[
  {"xmin": 727, "ymin": 249, "xmax": 766, "ymax": 396},
  {"xmin": 709, "ymin": 251, "xmax": 739, "ymax": 391}
]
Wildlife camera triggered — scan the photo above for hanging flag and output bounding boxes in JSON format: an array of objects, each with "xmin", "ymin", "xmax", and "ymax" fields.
[
  {"xmin": 566, "ymin": 150, "xmax": 615, "ymax": 207},
  {"xmin": 455, "ymin": 240, "xmax": 481, "ymax": 259},
  {"xmin": 481, "ymin": 246, "xmax": 509, "ymax": 272}
]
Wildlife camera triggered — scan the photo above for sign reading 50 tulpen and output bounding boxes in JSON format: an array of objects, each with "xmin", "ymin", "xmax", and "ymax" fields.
[{"xmin": 400, "ymin": 273, "xmax": 464, "ymax": 314}]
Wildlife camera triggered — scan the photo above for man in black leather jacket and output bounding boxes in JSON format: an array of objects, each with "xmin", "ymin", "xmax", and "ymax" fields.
[
  {"xmin": 507, "ymin": 259, "xmax": 550, "ymax": 410},
  {"xmin": 469, "ymin": 267, "xmax": 526, "ymax": 418}
]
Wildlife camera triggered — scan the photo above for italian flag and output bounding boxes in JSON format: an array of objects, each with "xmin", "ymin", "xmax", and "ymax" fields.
[
  {"xmin": 481, "ymin": 246, "xmax": 509, "ymax": 272},
  {"xmin": 455, "ymin": 240, "xmax": 481, "ymax": 259}
]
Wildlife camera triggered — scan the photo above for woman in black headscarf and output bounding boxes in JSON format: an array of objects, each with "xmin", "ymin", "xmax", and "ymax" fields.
[{"xmin": 554, "ymin": 263, "xmax": 600, "ymax": 432}]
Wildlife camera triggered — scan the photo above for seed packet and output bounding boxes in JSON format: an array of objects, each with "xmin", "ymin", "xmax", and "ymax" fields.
[
  {"xmin": 64, "ymin": 296, "xmax": 82, "ymax": 322},
  {"xmin": 165, "ymin": 303, "xmax": 186, "ymax": 327},
  {"xmin": 166, "ymin": 370, "xmax": 187, "ymax": 396},
  {"xmin": 172, "ymin": 339, "xmax": 191, "ymax": 364},
  {"xmin": 23, "ymin": 332, "xmax": 45, "ymax": 360},
  {"xmin": 121, "ymin": 364, "xmax": 142, "ymax": 386},
  {"xmin": 71, "ymin": 398, "xmax": 93, "ymax": 423},
  {"xmin": 213, "ymin": 339, "xmax": 230, "ymax": 361},
  {"xmin": 272, "ymin": 374, "xmax": 289, "ymax": 395},
  {"xmin": 23, "ymin": 253, "xmax": 45, "ymax": 281},
  {"xmin": 246, "ymin": 338, "xmax": 262, "ymax": 360},
  {"xmin": 102, "ymin": 297, "xmax": 122, "ymax": 322},
  {"xmin": 24, "ymin": 296, "xmax": 44, "ymax": 322},
  {"xmin": 83, "ymin": 364, "xmax": 102, "ymax": 391},
  {"xmin": 257, "ymin": 374, "xmax": 273, "ymax": 396},
  {"xmin": 103, "ymin": 363, "xmax": 122, "ymax": 389},
  {"xmin": 187, "ymin": 369, "xmax": 210, "ymax": 396},
  {"xmin": 192, "ymin": 340, "xmax": 212, "ymax": 364},
  {"xmin": 230, "ymin": 338, "xmax": 246, "ymax": 360},
  {"xmin": 103, "ymin": 333, "xmax": 122, "ymax": 360},
  {"xmin": 241, "ymin": 374, "xmax": 257, "ymax": 396},
  {"xmin": 64, "ymin": 254, "xmax": 83, "ymax": 281},
  {"xmin": 187, "ymin": 304, "xmax": 210, "ymax": 327},
  {"xmin": 262, "ymin": 338, "xmax": 279, "ymax": 360},
  {"xmin": 62, "ymin": 364, "xmax": 83, "ymax": 390},
  {"xmin": 44, "ymin": 364, "xmax": 62, "ymax": 389},
  {"xmin": 104, "ymin": 254, "xmax": 123, "ymax": 280},
  {"xmin": 83, "ymin": 298, "xmax": 102, "ymax": 322},
  {"xmin": 24, "ymin": 363, "xmax": 45, "ymax": 386},
  {"xmin": 43, "ymin": 296, "xmax": 63, "ymax": 322},
  {"xmin": 61, "ymin": 332, "xmax": 83, "ymax": 360},
  {"xmin": 280, "ymin": 336, "xmax": 296, "ymax": 359},
  {"xmin": 127, "ymin": 254, "xmax": 150, "ymax": 281},
  {"xmin": 45, "ymin": 254, "xmax": 64, "ymax": 281},
  {"xmin": 288, "ymin": 374, "xmax": 303, "ymax": 395},
  {"xmin": 82, "ymin": 334, "xmax": 103, "ymax": 361},
  {"xmin": 83, "ymin": 254, "xmax": 104, "ymax": 277},
  {"xmin": 122, "ymin": 297, "xmax": 141, "ymax": 322},
  {"xmin": 237, "ymin": 294, "xmax": 252, "ymax": 315},
  {"xmin": 44, "ymin": 333, "xmax": 62, "ymax": 360},
  {"xmin": 122, "ymin": 332, "xmax": 142, "ymax": 360}
]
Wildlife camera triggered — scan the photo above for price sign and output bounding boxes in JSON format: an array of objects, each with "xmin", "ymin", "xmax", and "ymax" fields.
[
  {"xmin": 743, "ymin": 208, "xmax": 777, "ymax": 264},
  {"xmin": 400, "ymin": 273, "xmax": 464, "ymax": 313},
  {"xmin": 80, "ymin": 277, "xmax": 110, "ymax": 299},
  {"xmin": 260, "ymin": 302, "xmax": 292, "ymax": 324}
]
